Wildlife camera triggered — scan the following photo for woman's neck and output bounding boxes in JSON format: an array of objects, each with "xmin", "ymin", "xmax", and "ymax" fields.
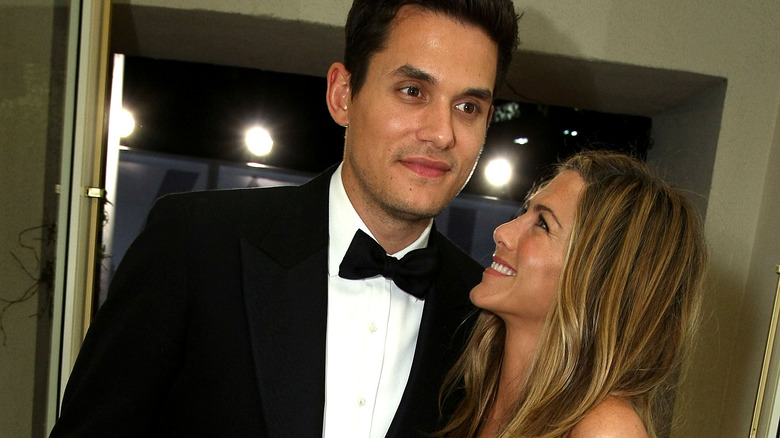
[{"xmin": 479, "ymin": 322, "xmax": 542, "ymax": 437}]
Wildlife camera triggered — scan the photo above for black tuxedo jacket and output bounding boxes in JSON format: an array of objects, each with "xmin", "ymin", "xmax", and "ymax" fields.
[{"xmin": 50, "ymin": 167, "xmax": 483, "ymax": 437}]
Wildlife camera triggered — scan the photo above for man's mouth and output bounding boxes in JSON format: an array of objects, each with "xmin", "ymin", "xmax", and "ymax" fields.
[{"xmin": 400, "ymin": 157, "xmax": 451, "ymax": 178}]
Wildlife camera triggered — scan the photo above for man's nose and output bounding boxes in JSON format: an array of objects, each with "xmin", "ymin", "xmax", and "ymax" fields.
[{"xmin": 417, "ymin": 102, "xmax": 455, "ymax": 149}]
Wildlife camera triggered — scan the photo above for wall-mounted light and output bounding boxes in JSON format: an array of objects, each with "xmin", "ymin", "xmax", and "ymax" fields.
[
  {"xmin": 484, "ymin": 158, "xmax": 512, "ymax": 187},
  {"xmin": 246, "ymin": 126, "xmax": 273, "ymax": 156},
  {"xmin": 113, "ymin": 109, "xmax": 135, "ymax": 138}
]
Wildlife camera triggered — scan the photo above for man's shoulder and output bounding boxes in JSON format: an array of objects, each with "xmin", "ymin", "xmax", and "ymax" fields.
[
  {"xmin": 155, "ymin": 167, "xmax": 334, "ymax": 213},
  {"xmin": 143, "ymin": 183, "xmax": 323, "ymax": 240},
  {"xmin": 158, "ymin": 184, "xmax": 296, "ymax": 206}
]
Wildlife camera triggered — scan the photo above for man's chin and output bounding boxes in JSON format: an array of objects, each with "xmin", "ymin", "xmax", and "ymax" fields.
[{"xmin": 386, "ymin": 199, "xmax": 449, "ymax": 222}]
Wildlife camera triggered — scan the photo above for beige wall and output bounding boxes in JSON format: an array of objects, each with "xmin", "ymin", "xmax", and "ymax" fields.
[
  {"xmin": 0, "ymin": 4, "xmax": 57, "ymax": 438},
  {"xmin": 742, "ymin": 96, "xmax": 780, "ymax": 435}
]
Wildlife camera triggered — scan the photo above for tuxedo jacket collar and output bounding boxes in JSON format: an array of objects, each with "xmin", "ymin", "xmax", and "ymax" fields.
[
  {"xmin": 240, "ymin": 165, "xmax": 476, "ymax": 437},
  {"xmin": 240, "ymin": 167, "xmax": 332, "ymax": 436}
]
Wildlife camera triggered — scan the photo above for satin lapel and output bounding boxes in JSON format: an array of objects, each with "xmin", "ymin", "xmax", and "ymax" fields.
[
  {"xmin": 240, "ymin": 168, "xmax": 333, "ymax": 436},
  {"xmin": 386, "ymin": 232, "xmax": 479, "ymax": 437}
]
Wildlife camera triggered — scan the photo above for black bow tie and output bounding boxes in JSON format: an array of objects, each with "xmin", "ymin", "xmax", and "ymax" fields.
[{"xmin": 338, "ymin": 229, "xmax": 438, "ymax": 299}]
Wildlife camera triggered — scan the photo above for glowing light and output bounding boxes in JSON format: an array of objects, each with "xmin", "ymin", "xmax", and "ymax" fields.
[
  {"xmin": 113, "ymin": 109, "xmax": 135, "ymax": 138},
  {"xmin": 246, "ymin": 127, "xmax": 273, "ymax": 156},
  {"xmin": 571, "ymin": 131, "xmax": 578, "ymax": 137},
  {"xmin": 563, "ymin": 130, "xmax": 570, "ymax": 135},
  {"xmin": 246, "ymin": 162, "xmax": 265, "ymax": 168},
  {"xmin": 513, "ymin": 137, "xmax": 529, "ymax": 145},
  {"xmin": 484, "ymin": 158, "xmax": 512, "ymax": 187}
]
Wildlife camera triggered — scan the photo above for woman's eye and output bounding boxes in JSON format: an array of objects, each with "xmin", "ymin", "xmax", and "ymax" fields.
[
  {"xmin": 400, "ymin": 86, "xmax": 421, "ymax": 97},
  {"xmin": 536, "ymin": 214, "xmax": 549, "ymax": 231}
]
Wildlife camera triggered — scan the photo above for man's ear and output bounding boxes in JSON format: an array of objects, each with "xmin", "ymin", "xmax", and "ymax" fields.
[{"xmin": 326, "ymin": 62, "xmax": 351, "ymax": 127}]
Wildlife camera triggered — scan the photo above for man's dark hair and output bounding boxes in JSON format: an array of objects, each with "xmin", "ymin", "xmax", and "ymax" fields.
[{"xmin": 344, "ymin": 0, "xmax": 520, "ymax": 97}]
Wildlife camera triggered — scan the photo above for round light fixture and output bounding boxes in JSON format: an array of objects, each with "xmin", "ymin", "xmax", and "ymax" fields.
[
  {"xmin": 246, "ymin": 127, "xmax": 273, "ymax": 156},
  {"xmin": 114, "ymin": 109, "xmax": 135, "ymax": 138},
  {"xmin": 485, "ymin": 158, "xmax": 512, "ymax": 187}
]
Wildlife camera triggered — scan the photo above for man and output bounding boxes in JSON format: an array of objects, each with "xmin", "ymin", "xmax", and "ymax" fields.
[{"xmin": 50, "ymin": 1, "xmax": 519, "ymax": 437}]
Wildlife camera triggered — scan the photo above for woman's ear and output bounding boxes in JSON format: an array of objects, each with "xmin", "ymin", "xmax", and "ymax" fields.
[{"xmin": 326, "ymin": 62, "xmax": 351, "ymax": 127}]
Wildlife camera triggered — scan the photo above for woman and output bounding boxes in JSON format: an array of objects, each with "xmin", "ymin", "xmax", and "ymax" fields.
[{"xmin": 439, "ymin": 151, "xmax": 708, "ymax": 438}]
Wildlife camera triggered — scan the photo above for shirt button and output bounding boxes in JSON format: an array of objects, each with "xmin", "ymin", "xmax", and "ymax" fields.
[
  {"xmin": 368, "ymin": 322, "xmax": 378, "ymax": 333},
  {"xmin": 358, "ymin": 397, "xmax": 366, "ymax": 406}
]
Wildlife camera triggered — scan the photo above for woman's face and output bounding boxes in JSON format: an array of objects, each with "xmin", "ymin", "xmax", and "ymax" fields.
[{"xmin": 470, "ymin": 170, "xmax": 584, "ymax": 327}]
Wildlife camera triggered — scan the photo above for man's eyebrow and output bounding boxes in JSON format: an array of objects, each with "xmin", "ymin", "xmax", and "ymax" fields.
[
  {"xmin": 391, "ymin": 64, "xmax": 493, "ymax": 101},
  {"xmin": 392, "ymin": 65, "xmax": 437, "ymax": 84},
  {"xmin": 464, "ymin": 87, "xmax": 493, "ymax": 102}
]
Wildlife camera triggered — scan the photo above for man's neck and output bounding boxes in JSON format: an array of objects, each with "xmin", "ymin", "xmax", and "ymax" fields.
[
  {"xmin": 359, "ymin": 212, "xmax": 431, "ymax": 255},
  {"xmin": 338, "ymin": 165, "xmax": 433, "ymax": 254},
  {"xmin": 330, "ymin": 163, "xmax": 432, "ymax": 255}
]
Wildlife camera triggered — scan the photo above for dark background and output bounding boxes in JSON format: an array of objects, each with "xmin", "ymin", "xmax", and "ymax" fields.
[{"xmin": 120, "ymin": 56, "xmax": 652, "ymax": 203}]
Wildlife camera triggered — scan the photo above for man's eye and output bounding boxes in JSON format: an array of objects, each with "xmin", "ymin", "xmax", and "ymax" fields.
[
  {"xmin": 400, "ymin": 86, "xmax": 421, "ymax": 97},
  {"xmin": 455, "ymin": 102, "xmax": 479, "ymax": 114}
]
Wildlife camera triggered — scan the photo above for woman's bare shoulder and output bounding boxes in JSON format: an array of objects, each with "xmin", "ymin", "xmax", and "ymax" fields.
[{"xmin": 569, "ymin": 396, "xmax": 648, "ymax": 438}]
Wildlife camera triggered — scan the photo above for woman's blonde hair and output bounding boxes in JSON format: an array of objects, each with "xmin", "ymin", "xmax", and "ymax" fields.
[{"xmin": 439, "ymin": 150, "xmax": 708, "ymax": 437}]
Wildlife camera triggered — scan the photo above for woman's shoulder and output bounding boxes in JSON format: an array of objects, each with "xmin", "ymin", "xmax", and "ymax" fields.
[{"xmin": 569, "ymin": 396, "xmax": 648, "ymax": 438}]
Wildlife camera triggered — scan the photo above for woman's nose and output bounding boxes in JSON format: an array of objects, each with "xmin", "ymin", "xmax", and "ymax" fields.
[{"xmin": 493, "ymin": 217, "xmax": 520, "ymax": 249}]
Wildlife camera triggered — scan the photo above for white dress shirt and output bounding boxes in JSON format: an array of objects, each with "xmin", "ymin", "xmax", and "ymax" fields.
[{"xmin": 322, "ymin": 164, "xmax": 430, "ymax": 438}]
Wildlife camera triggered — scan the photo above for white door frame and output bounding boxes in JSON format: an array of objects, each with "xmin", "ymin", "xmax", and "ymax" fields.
[{"xmin": 46, "ymin": 0, "xmax": 112, "ymax": 433}]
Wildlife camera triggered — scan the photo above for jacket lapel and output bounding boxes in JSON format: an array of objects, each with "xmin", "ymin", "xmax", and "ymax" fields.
[
  {"xmin": 386, "ymin": 230, "xmax": 479, "ymax": 437},
  {"xmin": 240, "ymin": 168, "xmax": 333, "ymax": 436}
]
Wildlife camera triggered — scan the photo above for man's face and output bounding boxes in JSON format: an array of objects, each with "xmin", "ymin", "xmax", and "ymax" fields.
[{"xmin": 340, "ymin": 6, "xmax": 498, "ymax": 225}]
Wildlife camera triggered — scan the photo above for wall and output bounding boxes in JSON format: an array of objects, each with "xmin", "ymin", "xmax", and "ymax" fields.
[
  {"xmin": 0, "ymin": 4, "xmax": 59, "ymax": 437},
  {"xmin": 746, "ymin": 97, "xmax": 780, "ymax": 436}
]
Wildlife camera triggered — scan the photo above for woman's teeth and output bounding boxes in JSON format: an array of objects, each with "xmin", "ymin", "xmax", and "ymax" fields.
[{"xmin": 491, "ymin": 261, "xmax": 517, "ymax": 276}]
